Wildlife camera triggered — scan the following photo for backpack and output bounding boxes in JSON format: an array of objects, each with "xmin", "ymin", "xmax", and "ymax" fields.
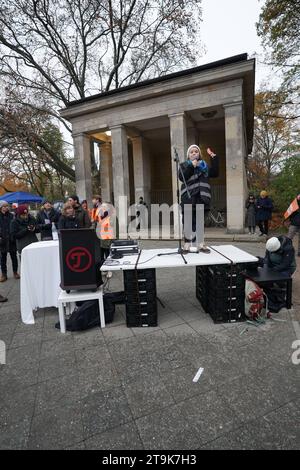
[
  {"xmin": 55, "ymin": 291, "xmax": 125, "ymax": 331},
  {"xmin": 245, "ymin": 279, "xmax": 265, "ymax": 320}
]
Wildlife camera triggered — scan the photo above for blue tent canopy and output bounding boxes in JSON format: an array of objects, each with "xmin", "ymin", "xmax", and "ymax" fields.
[{"xmin": 0, "ymin": 191, "xmax": 44, "ymax": 204}]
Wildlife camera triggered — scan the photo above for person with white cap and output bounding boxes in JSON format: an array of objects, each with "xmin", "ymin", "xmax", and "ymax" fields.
[
  {"xmin": 179, "ymin": 145, "xmax": 219, "ymax": 253},
  {"xmin": 264, "ymin": 235, "xmax": 296, "ymax": 276}
]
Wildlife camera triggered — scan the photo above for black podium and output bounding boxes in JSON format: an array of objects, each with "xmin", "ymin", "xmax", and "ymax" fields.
[{"xmin": 59, "ymin": 229, "xmax": 102, "ymax": 292}]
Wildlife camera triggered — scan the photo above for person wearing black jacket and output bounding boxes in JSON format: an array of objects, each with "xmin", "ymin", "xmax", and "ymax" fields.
[
  {"xmin": 58, "ymin": 203, "xmax": 80, "ymax": 230},
  {"xmin": 10, "ymin": 205, "xmax": 39, "ymax": 254},
  {"xmin": 261, "ymin": 235, "xmax": 296, "ymax": 313},
  {"xmin": 179, "ymin": 145, "xmax": 219, "ymax": 253},
  {"xmin": 256, "ymin": 190, "xmax": 273, "ymax": 236},
  {"xmin": 36, "ymin": 200, "xmax": 60, "ymax": 240},
  {"xmin": 264, "ymin": 236, "xmax": 296, "ymax": 276},
  {"xmin": 68, "ymin": 195, "xmax": 91, "ymax": 228},
  {"xmin": 0, "ymin": 201, "xmax": 19, "ymax": 281},
  {"xmin": 245, "ymin": 194, "xmax": 256, "ymax": 234}
]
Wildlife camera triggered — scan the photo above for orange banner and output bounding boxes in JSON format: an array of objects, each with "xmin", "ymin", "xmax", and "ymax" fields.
[{"xmin": 284, "ymin": 197, "xmax": 299, "ymax": 219}]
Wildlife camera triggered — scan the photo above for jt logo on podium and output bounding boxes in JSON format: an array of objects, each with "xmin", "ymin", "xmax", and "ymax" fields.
[{"xmin": 66, "ymin": 247, "xmax": 92, "ymax": 272}]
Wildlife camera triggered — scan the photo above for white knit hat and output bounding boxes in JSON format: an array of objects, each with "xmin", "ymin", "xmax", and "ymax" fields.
[
  {"xmin": 0, "ymin": 200, "xmax": 9, "ymax": 208},
  {"xmin": 266, "ymin": 237, "xmax": 280, "ymax": 252},
  {"xmin": 186, "ymin": 144, "xmax": 201, "ymax": 159}
]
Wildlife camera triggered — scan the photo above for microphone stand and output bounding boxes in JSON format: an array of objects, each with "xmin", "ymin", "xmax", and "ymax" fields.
[{"xmin": 158, "ymin": 148, "xmax": 191, "ymax": 264}]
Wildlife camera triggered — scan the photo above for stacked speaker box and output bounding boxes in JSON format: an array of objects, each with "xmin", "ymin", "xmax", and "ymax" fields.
[
  {"xmin": 123, "ymin": 268, "xmax": 157, "ymax": 327},
  {"xmin": 196, "ymin": 263, "xmax": 249, "ymax": 323},
  {"xmin": 196, "ymin": 265, "xmax": 209, "ymax": 313}
]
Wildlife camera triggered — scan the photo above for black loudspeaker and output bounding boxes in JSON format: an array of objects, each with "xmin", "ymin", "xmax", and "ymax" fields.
[{"xmin": 59, "ymin": 229, "xmax": 103, "ymax": 292}]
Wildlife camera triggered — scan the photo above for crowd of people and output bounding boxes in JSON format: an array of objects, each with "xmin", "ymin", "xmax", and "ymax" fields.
[
  {"xmin": 245, "ymin": 190, "xmax": 274, "ymax": 236},
  {"xmin": 0, "ymin": 194, "xmax": 114, "ymax": 294},
  {"xmin": 245, "ymin": 190, "xmax": 299, "ymax": 314},
  {"xmin": 0, "ymin": 163, "xmax": 299, "ymax": 304},
  {"xmin": 244, "ymin": 190, "xmax": 299, "ymax": 273}
]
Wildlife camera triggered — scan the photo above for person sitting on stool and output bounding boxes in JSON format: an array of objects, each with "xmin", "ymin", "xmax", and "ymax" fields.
[
  {"xmin": 264, "ymin": 236, "xmax": 296, "ymax": 277},
  {"xmin": 260, "ymin": 236, "xmax": 296, "ymax": 313}
]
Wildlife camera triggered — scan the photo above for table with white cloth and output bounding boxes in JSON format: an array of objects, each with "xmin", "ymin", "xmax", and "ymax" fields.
[
  {"xmin": 100, "ymin": 245, "xmax": 258, "ymax": 272},
  {"xmin": 100, "ymin": 245, "xmax": 258, "ymax": 325},
  {"xmin": 20, "ymin": 240, "xmax": 60, "ymax": 324}
]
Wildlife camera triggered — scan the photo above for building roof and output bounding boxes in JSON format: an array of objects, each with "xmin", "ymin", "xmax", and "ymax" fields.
[
  {"xmin": 66, "ymin": 53, "xmax": 249, "ymax": 108},
  {"xmin": 61, "ymin": 53, "xmax": 255, "ymax": 152}
]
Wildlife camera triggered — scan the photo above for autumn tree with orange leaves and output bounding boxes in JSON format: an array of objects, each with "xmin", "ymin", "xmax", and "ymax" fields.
[{"xmin": 247, "ymin": 90, "xmax": 299, "ymax": 191}]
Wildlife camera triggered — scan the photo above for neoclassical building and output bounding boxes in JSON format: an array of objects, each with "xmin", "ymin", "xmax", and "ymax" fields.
[{"xmin": 60, "ymin": 53, "xmax": 255, "ymax": 233}]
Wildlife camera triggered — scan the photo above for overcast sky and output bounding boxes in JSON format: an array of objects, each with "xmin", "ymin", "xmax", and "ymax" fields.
[{"xmin": 199, "ymin": 0, "xmax": 274, "ymax": 89}]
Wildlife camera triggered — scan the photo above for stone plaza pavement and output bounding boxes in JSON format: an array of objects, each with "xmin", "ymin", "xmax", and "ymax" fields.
[{"xmin": 0, "ymin": 240, "xmax": 299, "ymax": 450}]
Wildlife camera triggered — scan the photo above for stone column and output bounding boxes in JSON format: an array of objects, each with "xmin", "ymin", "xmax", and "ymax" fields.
[
  {"xmin": 72, "ymin": 132, "xmax": 92, "ymax": 204},
  {"xmin": 110, "ymin": 125, "xmax": 130, "ymax": 237},
  {"xmin": 169, "ymin": 113, "xmax": 187, "ymax": 238},
  {"xmin": 131, "ymin": 136, "xmax": 151, "ymax": 204},
  {"xmin": 223, "ymin": 102, "xmax": 246, "ymax": 233},
  {"xmin": 187, "ymin": 127, "xmax": 199, "ymax": 148},
  {"xmin": 99, "ymin": 142, "xmax": 113, "ymax": 202}
]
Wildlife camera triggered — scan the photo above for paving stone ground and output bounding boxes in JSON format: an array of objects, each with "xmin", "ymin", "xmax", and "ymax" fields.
[{"xmin": 0, "ymin": 240, "xmax": 299, "ymax": 450}]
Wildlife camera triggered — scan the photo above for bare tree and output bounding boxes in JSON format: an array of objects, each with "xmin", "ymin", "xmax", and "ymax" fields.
[
  {"xmin": 0, "ymin": 100, "xmax": 76, "ymax": 197},
  {"xmin": 0, "ymin": 0, "xmax": 203, "ymax": 109},
  {"xmin": 0, "ymin": 0, "xmax": 203, "ymax": 191},
  {"xmin": 0, "ymin": 143, "xmax": 75, "ymax": 198},
  {"xmin": 0, "ymin": 103, "xmax": 75, "ymax": 177}
]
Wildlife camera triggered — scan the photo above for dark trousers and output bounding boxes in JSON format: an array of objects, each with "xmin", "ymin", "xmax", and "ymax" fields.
[
  {"xmin": 258, "ymin": 220, "xmax": 269, "ymax": 235},
  {"xmin": 100, "ymin": 247, "xmax": 110, "ymax": 261},
  {"xmin": 1, "ymin": 251, "xmax": 18, "ymax": 274},
  {"xmin": 181, "ymin": 201, "xmax": 208, "ymax": 243}
]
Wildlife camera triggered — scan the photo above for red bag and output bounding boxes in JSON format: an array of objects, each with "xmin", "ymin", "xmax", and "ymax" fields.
[{"xmin": 245, "ymin": 279, "xmax": 265, "ymax": 320}]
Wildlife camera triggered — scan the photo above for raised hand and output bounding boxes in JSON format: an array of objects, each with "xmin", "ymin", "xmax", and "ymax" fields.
[{"xmin": 207, "ymin": 147, "xmax": 216, "ymax": 157}]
